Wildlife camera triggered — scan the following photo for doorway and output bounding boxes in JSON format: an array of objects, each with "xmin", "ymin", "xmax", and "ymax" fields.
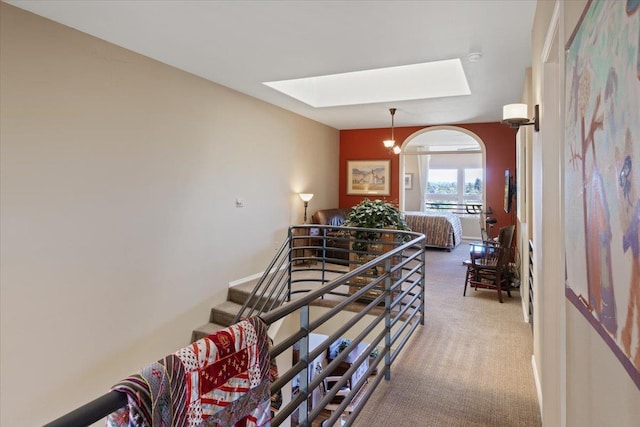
[{"xmin": 399, "ymin": 126, "xmax": 487, "ymax": 239}]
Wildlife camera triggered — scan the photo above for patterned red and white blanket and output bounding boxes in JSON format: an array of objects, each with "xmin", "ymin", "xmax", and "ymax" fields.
[{"xmin": 107, "ymin": 317, "xmax": 271, "ymax": 427}]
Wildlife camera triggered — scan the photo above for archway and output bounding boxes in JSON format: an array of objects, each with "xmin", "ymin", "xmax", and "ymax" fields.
[{"xmin": 399, "ymin": 126, "xmax": 487, "ymax": 239}]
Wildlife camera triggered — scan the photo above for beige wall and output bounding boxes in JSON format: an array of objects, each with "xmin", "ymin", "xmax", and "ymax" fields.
[
  {"xmin": 530, "ymin": 1, "xmax": 640, "ymax": 425},
  {"xmin": 403, "ymin": 154, "xmax": 421, "ymax": 211},
  {"xmin": 0, "ymin": 3, "xmax": 339, "ymax": 425}
]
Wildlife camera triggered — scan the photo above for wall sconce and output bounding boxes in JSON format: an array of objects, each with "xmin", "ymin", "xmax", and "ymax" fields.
[
  {"xmin": 382, "ymin": 108, "xmax": 401, "ymax": 154},
  {"xmin": 502, "ymin": 103, "xmax": 540, "ymax": 132},
  {"xmin": 299, "ymin": 193, "xmax": 314, "ymax": 223}
]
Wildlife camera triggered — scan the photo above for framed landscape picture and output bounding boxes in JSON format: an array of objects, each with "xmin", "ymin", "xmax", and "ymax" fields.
[{"xmin": 347, "ymin": 160, "xmax": 390, "ymax": 195}]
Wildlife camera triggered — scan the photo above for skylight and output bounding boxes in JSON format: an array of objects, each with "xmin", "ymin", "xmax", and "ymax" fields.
[{"xmin": 263, "ymin": 59, "xmax": 471, "ymax": 108}]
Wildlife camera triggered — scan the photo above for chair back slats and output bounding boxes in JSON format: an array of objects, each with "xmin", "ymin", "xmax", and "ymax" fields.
[{"xmin": 497, "ymin": 224, "xmax": 515, "ymax": 248}]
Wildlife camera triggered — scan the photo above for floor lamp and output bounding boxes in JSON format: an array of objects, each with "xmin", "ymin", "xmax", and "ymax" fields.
[{"xmin": 299, "ymin": 193, "xmax": 314, "ymax": 223}]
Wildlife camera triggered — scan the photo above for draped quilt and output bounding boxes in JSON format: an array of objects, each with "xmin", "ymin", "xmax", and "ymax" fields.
[{"xmin": 107, "ymin": 317, "xmax": 271, "ymax": 427}]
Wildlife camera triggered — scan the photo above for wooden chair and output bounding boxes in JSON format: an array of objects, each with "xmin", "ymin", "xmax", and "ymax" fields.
[
  {"xmin": 463, "ymin": 225, "xmax": 515, "ymax": 303},
  {"xmin": 478, "ymin": 211, "xmax": 489, "ymax": 242}
]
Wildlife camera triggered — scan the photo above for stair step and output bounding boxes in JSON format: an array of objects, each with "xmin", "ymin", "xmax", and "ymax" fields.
[
  {"xmin": 209, "ymin": 300, "xmax": 244, "ymax": 326},
  {"xmin": 191, "ymin": 266, "xmax": 415, "ymax": 344},
  {"xmin": 229, "ymin": 288, "xmax": 281, "ymax": 310},
  {"xmin": 191, "ymin": 322, "xmax": 226, "ymax": 343},
  {"xmin": 228, "ymin": 285, "xmax": 252, "ymax": 305}
]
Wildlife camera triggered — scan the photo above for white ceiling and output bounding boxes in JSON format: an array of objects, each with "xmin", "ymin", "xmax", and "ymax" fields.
[{"xmin": 7, "ymin": 0, "xmax": 537, "ymax": 130}]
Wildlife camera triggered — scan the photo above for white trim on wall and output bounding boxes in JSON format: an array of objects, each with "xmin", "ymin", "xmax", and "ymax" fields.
[
  {"xmin": 537, "ymin": 1, "xmax": 566, "ymax": 425},
  {"xmin": 398, "ymin": 126, "xmax": 487, "ymax": 213}
]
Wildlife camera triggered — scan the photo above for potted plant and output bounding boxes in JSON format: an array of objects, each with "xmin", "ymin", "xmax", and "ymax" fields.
[
  {"xmin": 343, "ymin": 199, "xmax": 411, "ymax": 299},
  {"xmin": 344, "ymin": 199, "xmax": 410, "ymax": 253}
]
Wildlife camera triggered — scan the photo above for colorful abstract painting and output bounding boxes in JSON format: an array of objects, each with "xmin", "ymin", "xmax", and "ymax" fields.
[{"xmin": 565, "ymin": 0, "xmax": 640, "ymax": 389}]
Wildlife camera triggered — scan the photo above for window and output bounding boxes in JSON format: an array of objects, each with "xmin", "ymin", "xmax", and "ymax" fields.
[
  {"xmin": 403, "ymin": 128, "xmax": 484, "ymax": 214},
  {"xmin": 464, "ymin": 168, "xmax": 483, "ymax": 202},
  {"xmin": 426, "ymin": 169, "xmax": 458, "ymax": 199},
  {"xmin": 424, "ymin": 156, "xmax": 483, "ymax": 210}
]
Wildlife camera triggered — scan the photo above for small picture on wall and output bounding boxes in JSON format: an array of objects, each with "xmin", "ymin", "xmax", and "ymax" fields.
[
  {"xmin": 404, "ymin": 173, "xmax": 413, "ymax": 190},
  {"xmin": 347, "ymin": 160, "xmax": 390, "ymax": 195}
]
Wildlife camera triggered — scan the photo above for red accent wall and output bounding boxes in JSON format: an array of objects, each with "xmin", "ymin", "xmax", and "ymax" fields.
[{"xmin": 339, "ymin": 122, "xmax": 517, "ymax": 228}]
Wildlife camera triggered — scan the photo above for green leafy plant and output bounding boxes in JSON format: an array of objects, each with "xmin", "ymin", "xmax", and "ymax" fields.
[{"xmin": 344, "ymin": 199, "xmax": 411, "ymax": 252}]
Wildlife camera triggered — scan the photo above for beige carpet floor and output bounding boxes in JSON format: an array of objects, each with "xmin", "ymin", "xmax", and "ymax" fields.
[{"xmin": 350, "ymin": 241, "xmax": 542, "ymax": 427}]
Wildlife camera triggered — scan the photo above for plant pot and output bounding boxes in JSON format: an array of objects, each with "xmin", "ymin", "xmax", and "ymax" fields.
[{"xmin": 348, "ymin": 230, "xmax": 400, "ymax": 301}]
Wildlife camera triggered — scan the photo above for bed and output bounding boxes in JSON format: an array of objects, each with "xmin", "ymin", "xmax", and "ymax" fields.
[{"xmin": 403, "ymin": 211, "xmax": 463, "ymax": 251}]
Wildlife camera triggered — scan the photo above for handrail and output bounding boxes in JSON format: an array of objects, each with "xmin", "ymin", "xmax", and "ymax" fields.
[
  {"xmin": 234, "ymin": 224, "xmax": 419, "ymax": 322},
  {"xmin": 425, "ymin": 201, "xmax": 482, "ymax": 215},
  {"xmin": 258, "ymin": 228, "xmax": 422, "ymax": 325},
  {"xmin": 232, "ymin": 233, "xmax": 291, "ymax": 323},
  {"xmin": 44, "ymin": 226, "xmax": 426, "ymax": 427},
  {"xmin": 263, "ymin": 228, "xmax": 426, "ymax": 427},
  {"xmin": 44, "ymin": 392, "xmax": 127, "ymax": 427}
]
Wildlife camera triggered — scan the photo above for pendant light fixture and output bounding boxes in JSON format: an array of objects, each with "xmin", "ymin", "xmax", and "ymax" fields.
[{"xmin": 382, "ymin": 108, "xmax": 400, "ymax": 154}]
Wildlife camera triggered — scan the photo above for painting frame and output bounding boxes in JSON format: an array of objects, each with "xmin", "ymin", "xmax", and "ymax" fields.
[
  {"xmin": 404, "ymin": 173, "xmax": 413, "ymax": 190},
  {"xmin": 347, "ymin": 160, "xmax": 391, "ymax": 196},
  {"xmin": 564, "ymin": 0, "xmax": 640, "ymax": 389}
]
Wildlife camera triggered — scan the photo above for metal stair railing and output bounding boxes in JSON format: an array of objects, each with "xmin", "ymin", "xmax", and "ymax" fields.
[
  {"xmin": 232, "ymin": 232, "xmax": 293, "ymax": 323},
  {"xmin": 234, "ymin": 224, "xmax": 358, "ymax": 323},
  {"xmin": 43, "ymin": 226, "xmax": 426, "ymax": 427},
  {"xmin": 262, "ymin": 228, "xmax": 426, "ymax": 427}
]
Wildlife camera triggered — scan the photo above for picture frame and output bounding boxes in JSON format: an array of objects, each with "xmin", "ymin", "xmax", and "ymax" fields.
[
  {"xmin": 564, "ymin": 0, "xmax": 640, "ymax": 389},
  {"xmin": 504, "ymin": 169, "xmax": 512, "ymax": 214},
  {"xmin": 404, "ymin": 173, "xmax": 413, "ymax": 190},
  {"xmin": 347, "ymin": 160, "xmax": 390, "ymax": 195}
]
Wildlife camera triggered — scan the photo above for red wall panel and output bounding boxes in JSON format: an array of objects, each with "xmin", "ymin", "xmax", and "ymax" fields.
[{"xmin": 339, "ymin": 122, "xmax": 517, "ymax": 229}]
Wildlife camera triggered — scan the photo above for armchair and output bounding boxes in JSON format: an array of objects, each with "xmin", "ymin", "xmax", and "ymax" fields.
[{"xmin": 310, "ymin": 208, "xmax": 353, "ymax": 265}]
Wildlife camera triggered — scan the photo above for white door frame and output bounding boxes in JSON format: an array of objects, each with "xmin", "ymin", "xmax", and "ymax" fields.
[
  {"xmin": 398, "ymin": 125, "xmax": 486, "ymax": 213},
  {"xmin": 533, "ymin": 1, "xmax": 566, "ymax": 425}
]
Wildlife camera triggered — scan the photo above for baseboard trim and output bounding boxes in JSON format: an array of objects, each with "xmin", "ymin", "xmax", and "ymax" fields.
[
  {"xmin": 522, "ymin": 301, "xmax": 530, "ymax": 323},
  {"xmin": 531, "ymin": 354, "xmax": 543, "ymax": 419},
  {"xmin": 228, "ymin": 265, "xmax": 287, "ymax": 287},
  {"xmin": 228, "ymin": 272, "xmax": 264, "ymax": 287}
]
